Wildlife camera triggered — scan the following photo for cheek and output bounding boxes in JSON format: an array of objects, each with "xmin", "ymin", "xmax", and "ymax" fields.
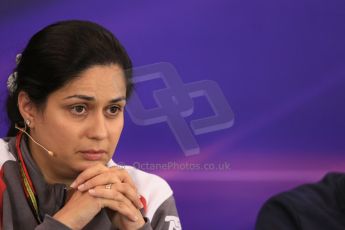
[
  {"xmin": 39, "ymin": 111, "xmax": 125, "ymax": 154},
  {"xmin": 108, "ymin": 117, "xmax": 124, "ymax": 142},
  {"xmin": 41, "ymin": 115, "xmax": 81, "ymax": 150},
  {"xmin": 52, "ymin": 116, "xmax": 78, "ymax": 135}
]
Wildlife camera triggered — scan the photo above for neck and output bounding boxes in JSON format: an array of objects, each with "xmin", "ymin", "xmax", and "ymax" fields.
[{"xmin": 28, "ymin": 138, "xmax": 75, "ymax": 187}]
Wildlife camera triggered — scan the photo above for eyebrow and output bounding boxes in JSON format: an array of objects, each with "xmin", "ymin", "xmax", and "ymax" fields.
[{"xmin": 63, "ymin": 95, "xmax": 126, "ymax": 103}]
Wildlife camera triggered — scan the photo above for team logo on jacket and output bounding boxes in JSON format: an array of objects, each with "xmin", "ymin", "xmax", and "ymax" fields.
[{"xmin": 165, "ymin": 216, "xmax": 182, "ymax": 230}]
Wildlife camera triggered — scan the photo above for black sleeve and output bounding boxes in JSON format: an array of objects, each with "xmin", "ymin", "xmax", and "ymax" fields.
[
  {"xmin": 35, "ymin": 215, "xmax": 71, "ymax": 230},
  {"xmin": 255, "ymin": 198, "xmax": 301, "ymax": 230}
]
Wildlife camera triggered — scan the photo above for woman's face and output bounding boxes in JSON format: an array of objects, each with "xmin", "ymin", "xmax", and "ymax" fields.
[{"xmin": 29, "ymin": 64, "xmax": 127, "ymax": 181}]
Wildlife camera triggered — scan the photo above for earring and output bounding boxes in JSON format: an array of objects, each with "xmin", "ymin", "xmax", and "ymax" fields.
[{"xmin": 25, "ymin": 119, "xmax": 31, "ymax": 127}]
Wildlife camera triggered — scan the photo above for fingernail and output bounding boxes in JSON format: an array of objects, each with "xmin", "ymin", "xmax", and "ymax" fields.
[
  {"xmin": 140, "ymin": 203, "xmax": 144, "ymax": 209},
  {"xmin": 88, "ymin": 189, "xmax": 95, "ymax": 194},
  {"xmin": 138, "ymin": 194, "xmax": 141, "ymax": 199},
  {"xmin": 132, "ymin": 216, "xmax": 138, "ymax": 222},
  {"xmin": 70, "ymin": 181, "xmax": 76, "ymax": 188},
  {"xmin": 78, "ymin": 184, "xmax": 85, "ymax": 190}
]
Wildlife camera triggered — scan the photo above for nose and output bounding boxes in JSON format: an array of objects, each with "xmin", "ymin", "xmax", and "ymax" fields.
[{"xmin": 87, "ymin": 111, "xmax": 108, "ymax": 140}]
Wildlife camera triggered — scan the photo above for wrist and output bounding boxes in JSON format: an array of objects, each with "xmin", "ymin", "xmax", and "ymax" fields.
[{"xmin": 53, "ymin": 211, "xmax": 80, "ymax": 230}]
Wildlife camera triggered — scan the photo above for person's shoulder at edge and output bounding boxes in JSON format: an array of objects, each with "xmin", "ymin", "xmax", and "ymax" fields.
[
  {"xmin": 0, "ymin": 137, "xmax": 16, "ymax": 167},
  {"xmin": 255, "ymin": 172, "xmax": 345, "ymax": 230}
]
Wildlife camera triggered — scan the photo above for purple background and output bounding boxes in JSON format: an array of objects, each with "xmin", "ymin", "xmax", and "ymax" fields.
[{"xmin": 1, "ymin": 0, "xmax": 345, "ymax": 229}]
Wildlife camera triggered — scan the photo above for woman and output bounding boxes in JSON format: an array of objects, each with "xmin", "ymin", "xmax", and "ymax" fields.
[{"xmin": 0, "ymin": 20, "xmax": 181, "ymax": 230}]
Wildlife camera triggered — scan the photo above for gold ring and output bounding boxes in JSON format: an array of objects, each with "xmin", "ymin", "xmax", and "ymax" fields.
[{"xmin": 105, "ymin": 184, "xmax": 112, "ymax": 189}]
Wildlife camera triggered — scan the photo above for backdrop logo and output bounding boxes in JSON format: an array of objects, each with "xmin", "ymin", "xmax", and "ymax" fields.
[{"xmin": 126, "ymin": 62, "xmax": 234, "ymax": 156}]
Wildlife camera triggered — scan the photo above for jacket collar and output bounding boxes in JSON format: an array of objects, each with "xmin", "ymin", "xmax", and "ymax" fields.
[{"xmin": 7, "ymin": 135, "xmax": 66, "ymax": 218}]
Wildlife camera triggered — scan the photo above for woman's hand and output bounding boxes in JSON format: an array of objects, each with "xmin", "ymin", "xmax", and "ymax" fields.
[
  {"xmin": 53, "ymin": 186, "xmax": 144, "ymax": 230},
  {"xmin": 53, "ymin": 189, "xmax": 102, "ymax": 229},
  {"xmin": 70, "ymin": 163, "xmax": 145, "ymax": 229}
]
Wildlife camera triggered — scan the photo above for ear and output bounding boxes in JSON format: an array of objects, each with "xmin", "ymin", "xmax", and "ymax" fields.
[{"xmin": 17, "ymin": 91, "xmax": 38, "ymax": 128}]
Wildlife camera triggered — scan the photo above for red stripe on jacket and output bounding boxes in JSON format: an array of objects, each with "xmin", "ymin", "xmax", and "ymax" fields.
[{"xmin": 0, "ymin": 166, "xmax": 7, "ymax": 229}]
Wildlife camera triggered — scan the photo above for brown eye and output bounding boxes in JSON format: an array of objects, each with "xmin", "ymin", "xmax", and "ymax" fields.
[
  {"xmin": 106, "ymin": 105, "xmax": 121, "ymax": 116},
  {"xmin": 71, "ymin": 105, "xmax": 87, "ymax": 115}
]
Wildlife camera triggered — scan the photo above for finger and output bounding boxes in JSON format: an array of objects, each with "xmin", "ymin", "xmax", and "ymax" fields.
[
  {"xmin": 70, "ymin": 163, "xmax": 108, "ymax": 188},
  {"xmin": 89, "ymin": 187, "xmax": 132, "ymax": 206},
  {"xmin": 99, "ymin": 198, "xmax": 139, "ymax": 222},
  {"xmin": 77, "ymin": 167, "xmax": 137, "ymax": 194},
  {"xmin": 109, "ymin": 166, "xmax": 137, "ymax": 191},
  {"xmin": 113, "ymin": 183, "xmax": 143, "ymax": 209},
  {"xmin": 77, "ymin": 172, "xmax": 122, "ymax": 192},
  {"xmin": 89, "ymin": 184, "xmax": 143, "ymax": 209}
]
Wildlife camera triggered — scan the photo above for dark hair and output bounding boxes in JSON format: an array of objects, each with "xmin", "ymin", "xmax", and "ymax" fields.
[{"xmin": 6, "ymin": 20, "xmax": 133, "ymax": 136}]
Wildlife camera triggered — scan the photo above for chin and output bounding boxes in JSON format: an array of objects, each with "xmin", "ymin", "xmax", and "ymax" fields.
[{"xmin": 77, "ymin": 159, "xmax": 109, "ymax": 170}]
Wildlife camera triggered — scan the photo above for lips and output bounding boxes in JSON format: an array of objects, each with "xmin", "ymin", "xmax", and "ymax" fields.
[{"xmin": 79, "ymin": 150, "xmax": 107, "ymax": 161}]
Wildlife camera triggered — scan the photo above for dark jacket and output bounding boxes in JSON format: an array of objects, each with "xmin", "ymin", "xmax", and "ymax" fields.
[{"xmin": 256, "ymin": 173, "xmax": 345, "ymax": 230}]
